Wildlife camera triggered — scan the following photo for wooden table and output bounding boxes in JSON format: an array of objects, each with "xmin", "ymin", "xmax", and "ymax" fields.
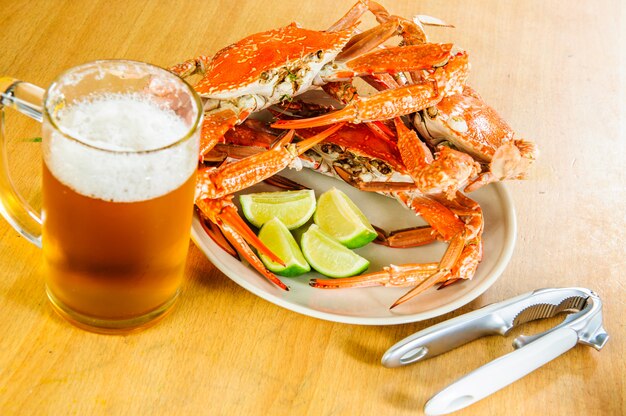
[{"xmin": 1, "ymin": 1, "xmax": 624, "ymax": 414}]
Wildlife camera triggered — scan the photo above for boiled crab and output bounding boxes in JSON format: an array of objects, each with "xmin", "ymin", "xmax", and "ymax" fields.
[{"xmin": 170, "ymin": 0, "xmax": 536, "ymax": 308}]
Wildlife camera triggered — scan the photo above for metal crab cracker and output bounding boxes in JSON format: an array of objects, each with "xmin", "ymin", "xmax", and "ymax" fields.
[{"xmin": 381, "ymin": 287, "xmax": 608, "ymax": 415}]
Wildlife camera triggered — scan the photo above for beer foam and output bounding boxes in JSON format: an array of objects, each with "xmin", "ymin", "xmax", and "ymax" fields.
[{"xmin": 44, "ymin": 93, "xmax": 199, "ymax": 202}]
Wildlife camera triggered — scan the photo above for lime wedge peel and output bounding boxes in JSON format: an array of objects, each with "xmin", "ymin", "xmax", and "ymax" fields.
[
  {"xmin": 258, "ymin": 217, "xmax": 311, "ymax": 277},
  {"xmin": 240, "ymin": 189, "xmax": 316, "ymax": 230},
  {"xmin": 313, "ymin": 188, "xmax": 377, "ymax": 249},
  {"xmin": 301, "ymin": 224, "xmax": 370, "ymax": 278}
]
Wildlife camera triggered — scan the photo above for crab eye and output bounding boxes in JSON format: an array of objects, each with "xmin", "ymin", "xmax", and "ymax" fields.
[
  {"xmin": 316, "ymin": 50, "xmax": 324, "ymax": 59},
  {"xmin": 260, "ymin": 71, "xmax": 269, "ymax": 81},
  {"xmin": 426, "ymin": 107, "xmax": 438, "ymax": 118}
]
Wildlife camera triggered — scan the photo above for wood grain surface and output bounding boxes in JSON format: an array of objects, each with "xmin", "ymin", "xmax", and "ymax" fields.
[{"xmin": 0, "ymin": 1, "xmax": 624, "ymax": 415}]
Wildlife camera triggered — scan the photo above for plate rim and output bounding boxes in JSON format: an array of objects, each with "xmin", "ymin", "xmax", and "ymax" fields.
[{"xmin": 191, "ymin": 182, "xmax": 517, "ymax": 325}]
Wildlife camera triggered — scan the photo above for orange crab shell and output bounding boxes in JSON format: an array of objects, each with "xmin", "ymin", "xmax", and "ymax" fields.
[
  {"xmin": 419, "ymin": 86, "xmax": 515, "ymax": 162},
  {"xmin": 195, "ymin": 23, "xmax": 356, "ymax": 96}
]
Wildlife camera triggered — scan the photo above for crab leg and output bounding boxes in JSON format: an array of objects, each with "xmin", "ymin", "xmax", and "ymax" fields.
[
  {"xmin": 328, "ymin": 0, "xmax": 448, "ymax": 46},
  {"xmin": 367, "ymin": 1, "xmax": 454, "ymax": 85},
  {"xmin": 361, "ymin": 1, "xmax": 430, "ymax": 83},
  {"xmin": 277, "ymin": 50, "xmax": 470, "ymax": 130},
  {"xmin": 450, "ymin": 240, "xmax": 483, "ymax": 281},
  {"xmin": 262, "ymin": 175, "xmax": 310, "ymax": 190},
  {"xmin": 390, "ymin": 237, "xmax": 482, "ymax": 305},
  {"xmin": 388, "ymin": 191, "xmax": 483, "ymax": 307},
  {"xmin": 373, "ymin": 225, "xmax": 439, "ymax": 247},
  {"xmin": 336, "ymin": 18, "xmax": 407, "ymax": 61},
  {"xmin": 433, "ymin": 191, "xmax": 484, "ymax": 241},
  {"xmin": 324, "ymin": 1, "xmax": 448, "ymax": 104},
  {"xmin": 321, "ymin": 43, "xmax": 455, "ymax": 106},
  {"xmin": 196, "ymin": 198, "xmax": 283, "ymax": 265},
  {"xmin": 389, "ymin": 230, "xmax": 466, "ymax": 308},
  {"xmin": 220, "ymin": 224, "xmax": 289, "ymax": 291},
  {"xmin": 273, "ymin": 81, "xmax": 442, "ymax": 128},
  {"xmin": 367, "ymin": 1, "xmax": 428, "ymax": 45},
  {"xmin": 196, "ymin": 124, "xmax": 344, "ymax": 200},
  {"xmin": 197, "ymin": 209, "xmax": 238, "ymax": 258},
  {"xmin": 327, "ymin": 0, "xmax": 451, "ymax": 35},
  {"xmin": 312, "ymin": 231, "xmax": 481, "ymax": 293},
  {"xmin": 310, "ymin": 191, "xmax": 483, "ymax": 309},
  {"xmin": 196, "ymin": 197, "xmax": 289, "ymax": 291},
  {"xmin": 326, "ymin": 0, "xmax": 370, "ymax": 32},
  {"xmin": 326, "ymin": 43, "xmax": 454, "ymax": 81},
  {"xmin": 311, "ymin": 263, "xmax": 439, "ymax": 288},
  {"xmin": 397, "ymin": 193, "xmax": 465, "ymax": 239},
  {"xmin": 219, "ymin": 223, "xmax": 289, "ymax": 291}
]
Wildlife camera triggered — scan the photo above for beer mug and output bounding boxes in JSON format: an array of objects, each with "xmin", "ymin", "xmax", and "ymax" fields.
[{"xmin": 0, "ymin": 60, "xmax": 202, "ymax": 333}]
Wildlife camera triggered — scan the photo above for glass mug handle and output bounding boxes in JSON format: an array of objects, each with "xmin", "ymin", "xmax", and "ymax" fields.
[{"xmin": 0, "ymin": 77, "xmax": 45, "ymax": 247}]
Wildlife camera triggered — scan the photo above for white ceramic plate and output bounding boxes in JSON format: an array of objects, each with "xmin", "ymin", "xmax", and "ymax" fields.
[{"xmin": 191, "ymin": 168, "xmax": 516, "ymax": 325}]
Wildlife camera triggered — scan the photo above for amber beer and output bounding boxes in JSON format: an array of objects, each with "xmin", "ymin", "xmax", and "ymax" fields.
[
  {"xmin": 40, "ymin": 89, "xmax": 200, "ymax": 332},
  {"xmin": 42, "ymin": 165, "xmax": 195, "ymax": 323}
]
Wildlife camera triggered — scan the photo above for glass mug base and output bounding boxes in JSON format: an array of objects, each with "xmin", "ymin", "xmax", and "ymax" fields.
[{"xmin": 46, "ymin": 286, "xmax": 180, "ymax": 334}]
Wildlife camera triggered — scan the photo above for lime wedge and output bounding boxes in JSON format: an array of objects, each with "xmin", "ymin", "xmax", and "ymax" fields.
[
  {"xmin": 240, "ymin": 189, "xmax": 316, "ymax": 229},
  {"xmin": 313, "ymin": 188, "xmax": 377, "ymax": 248},
  {"xmin": 301, "ymin": 224, "xmax": 370, "ymax": 278},
  {"xmin": 258, "ymin": 218, "xmax": 311, "ymax": 277}
]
